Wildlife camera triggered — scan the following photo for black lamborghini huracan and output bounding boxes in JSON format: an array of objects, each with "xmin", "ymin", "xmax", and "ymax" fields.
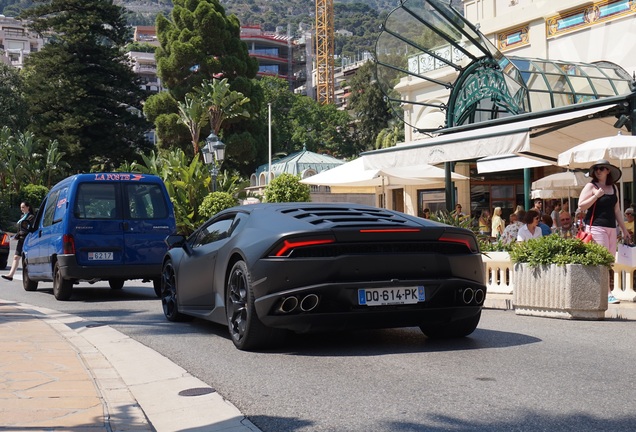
[{"xmin": 160, "ymin": 203, "xmax": 486, "ymax": 350}]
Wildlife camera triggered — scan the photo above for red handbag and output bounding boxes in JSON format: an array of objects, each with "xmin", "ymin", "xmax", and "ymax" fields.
[{"xmin": 577, "ymin": 196, "xmax": 597, "ymax": 244}]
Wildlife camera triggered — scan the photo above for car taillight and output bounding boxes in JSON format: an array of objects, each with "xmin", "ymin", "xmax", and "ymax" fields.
[
  {"xmin": 0, "ymin": 233, "xmax": 9, "ymax": 247},
  {"xmin": 62, "ymin": 234, "xmax": 76, "ymax": 254},
  {"xmin": 438, "ymin": 232, "xmax": 479, "ymax": 253},
  {"xmin": 270, "ymin": 237, "xmax": 336, "ymax": 257}
]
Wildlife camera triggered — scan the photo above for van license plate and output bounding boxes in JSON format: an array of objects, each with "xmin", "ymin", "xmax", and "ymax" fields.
[
  {"xmin": 88, "ymin": 252, "xmax": 113, "ymax": 261},
  {"xmin": 358, "ymin": 286, "xmax": 425, "ymax": 306}
]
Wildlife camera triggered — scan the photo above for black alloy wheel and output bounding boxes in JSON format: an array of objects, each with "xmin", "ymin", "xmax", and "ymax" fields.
[
  {"xmin": 161, "ymin": 260, "xmax": 189, "ymax": 322},
  {"xmin": 226, "ymin": 260, "xmax": 285, "ymax": 351}
]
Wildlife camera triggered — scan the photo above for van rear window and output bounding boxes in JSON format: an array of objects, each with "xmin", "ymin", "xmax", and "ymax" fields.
[
  {"xmin": 74, "ymin": 184, "xmax": 118, "ymax": 219},
  {"xmin": 126, "ymin": 184, "xmax": 169, "ymax": 219}
]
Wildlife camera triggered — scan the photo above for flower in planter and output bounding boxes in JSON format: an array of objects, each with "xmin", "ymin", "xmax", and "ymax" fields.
[{"xmin": 508, "ymin": 234, "xmax": 615, "ymax": 268}]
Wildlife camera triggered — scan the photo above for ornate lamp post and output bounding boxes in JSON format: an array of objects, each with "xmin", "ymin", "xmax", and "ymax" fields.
[{"xmin": 201, "ymin": 132, "xmax": 226, "ymax": 192}]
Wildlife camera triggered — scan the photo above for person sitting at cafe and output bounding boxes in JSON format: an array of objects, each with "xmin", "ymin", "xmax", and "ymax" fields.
[
  {"xmin": 557, "ymin": 212, "xmax": 578, "ymax": 239},
  {"xmin": 501, "ymin": 210, "xmax": 525, "ymax": 245},
  {"xmin": 625, "ymin": 207, "xmax": 634, "ymax": 238},
  {"xmin": 517, "ymin": 210, "xmax": 543, "ymax": 242}
]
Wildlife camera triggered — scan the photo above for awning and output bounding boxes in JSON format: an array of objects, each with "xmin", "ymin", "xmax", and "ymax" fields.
[
  {"xmin": 477, "ymin": 154, "xmax": 551, "ymax": 174},
  {"xmin": 362, "ymin": 104, "xmax": 618, "ymax": 170}
]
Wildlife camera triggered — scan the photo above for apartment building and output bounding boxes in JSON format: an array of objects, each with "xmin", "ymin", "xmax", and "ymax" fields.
[{"xmin": 0, "ymin": 15, "xmax": 45, "ymax": 68}]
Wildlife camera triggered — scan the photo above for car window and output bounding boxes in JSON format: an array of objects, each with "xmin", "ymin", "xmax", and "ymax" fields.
[
  {"xmin": 74, "ymin": 183, "xmax": 118, "ymax": 219},
  {"xmin": 52, "ymin": 187, "xmax": 69, "ymax": 223},
  {"xmin": 42, "ymin": 190, "xmax": 61, "ymax": 227},
  {"xmin": 192, "ymin": 217, "xmax": 235, "ymax": 248},
  {"xmin": 126, "ymin": 183, "xmax": 168, "ymax": 219}
]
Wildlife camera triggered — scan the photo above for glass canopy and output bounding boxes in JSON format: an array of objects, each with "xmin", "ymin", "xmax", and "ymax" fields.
[{"xmin": 374, "ymin": 0, "xmax": 633, "ymax": 132}]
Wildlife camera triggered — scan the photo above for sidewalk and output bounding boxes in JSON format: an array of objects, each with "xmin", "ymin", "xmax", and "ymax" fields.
[
  {"xmin": 2, "ymin": 294, "xmax": 635, "ymax": 431},
  {"xmin": 0, "ymin": 299, "xmax": 261, "ymax": 432}
]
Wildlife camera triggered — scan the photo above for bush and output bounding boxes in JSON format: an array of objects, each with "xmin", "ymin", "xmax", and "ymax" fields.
[
  {"xmin": 21, "ymin": 184, "xmax": 49, "ymax": 210},
  {"xmin": 264, "ymin": 173, "xmax": 310, "ymax": 203},
  {"xmin": 199, "ymin": 192, "xmax": 238, "ymax": 219},
  {"xmin": 508, "ymin": 234, "xmax": 615, "ymax": 268}
]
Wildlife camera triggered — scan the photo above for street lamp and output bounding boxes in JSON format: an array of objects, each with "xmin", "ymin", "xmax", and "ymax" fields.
[{"xmin": 202, "ymin": 132, "xmax": 226, "ymax": 192}]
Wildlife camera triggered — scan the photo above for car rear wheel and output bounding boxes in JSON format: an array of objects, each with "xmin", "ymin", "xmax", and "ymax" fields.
[
  {"xmin": 109, "ymin": 279, "xmax": 125, "ymax": 290},
  {"xmin": 0, "ymin": 256, "xmax": 7, "ymax": 269},
  {"xmin": 22, "ymin": 259, "xmax": 38, "ymax": 292},
  {"xmin": 152, "ymin": 278, "xmax": 161, "ymax": 298},
  {"xmin": 419, "ymin": 311, "xmax": 481, "ymax": 339},
  {"xmin": 161, "ymin": 260, "xmax": 190, "ymax": 322},
  {"xmin": 53, "ymin": 262, "xmax": 73, "ymax": 301},
  {"xmin": 226, "ymin": 260, "xmax": 286, "ymax": 351}
]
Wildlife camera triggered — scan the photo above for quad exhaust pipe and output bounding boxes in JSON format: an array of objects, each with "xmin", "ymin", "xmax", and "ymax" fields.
[
  {"xmin": 461, "ymin": 288, "xmax": 485, "ymax": 305},
  {"xmin": 276, "ymin": 294, "xmax": 320, "ymax": 314}
]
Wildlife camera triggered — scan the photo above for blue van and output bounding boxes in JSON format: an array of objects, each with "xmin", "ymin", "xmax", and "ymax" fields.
[{"xmin": 22, "ymin": 173, "xmax": 176, "ymax": 300}]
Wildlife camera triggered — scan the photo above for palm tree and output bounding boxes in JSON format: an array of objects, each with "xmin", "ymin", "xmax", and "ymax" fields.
[
  {"xmin": 43, "ymin": 140, "xmax": 70, "ymax": 187},
  {"xmin": 177, "ymin": 93, "xmax": 208, "ymax": 156},
  {"xmin": 196, "ymin": 78, "xmax": 250, "ymax": 135}
]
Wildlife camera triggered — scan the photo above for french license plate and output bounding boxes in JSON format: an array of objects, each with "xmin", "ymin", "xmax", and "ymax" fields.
[
  {"xmin": 358, "ymin": 286, "xmax": 425, "ymax": 306},
  {"xmin": 88, "ymin": 252, "xmax": 113, "ymax": 261}
]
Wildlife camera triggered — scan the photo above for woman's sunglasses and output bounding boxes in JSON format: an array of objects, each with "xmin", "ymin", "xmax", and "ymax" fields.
[{"xmin": 594, "ymin": 166, "xmax": 609, "ymax": 172}]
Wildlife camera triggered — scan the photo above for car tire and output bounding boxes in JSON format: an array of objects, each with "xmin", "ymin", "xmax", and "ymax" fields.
[
  {"xmin": 109, "ymin": 279, "xmax": 125, "ymax": 290},
  {"xmin": 53, "ymin": 262, "xmax": 73, "ymax": 301},
  {"xmin": 226, "ymin": 260, "xmax": 286, "ymax": 351},
  {"xmin": 419, "ymin": 311, "xmax": 481, "ymax": 339},
  {"xmin": 22, "ymin": 259, "xmax": 38, "ymax": 292},
  {"xmin": 161, "ymin": 260, "xmax": 191, "ymax": 322},
  {"xmin": 0, "ymin": 257, "xmax": 7, "ymax": 269},
  {"xmin": 152, "ymin": 278, "xmax": 161, "ymax": 298}
]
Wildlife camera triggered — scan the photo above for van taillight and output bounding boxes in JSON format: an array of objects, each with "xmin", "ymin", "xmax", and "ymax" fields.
[
  {"xmin": 62, "ymin": 235, "xmax": 75, "ymax": 254},
  {"xmin": 0, "ymin": 233, "xmax": 9, "ymax": 247}
]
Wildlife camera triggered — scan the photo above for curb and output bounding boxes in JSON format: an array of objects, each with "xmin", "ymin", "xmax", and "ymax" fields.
[{"xmin": 8, "ymin": 301, "xmax": 261, "ymax": 432}]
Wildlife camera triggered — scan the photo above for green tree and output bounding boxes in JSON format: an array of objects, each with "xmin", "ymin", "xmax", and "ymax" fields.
[
  {"xmin": 348, "ymin": 61, "xmax": 392, "ymax": 153},
  {"xmin": 20, "ymin": 0, "xmax": 151, "ymax": 172},
  {"xmin": 264, "ymin": 173, "xmax": 310, "ymax": 203},
  {"xmin": 0, "ymin": 63, "xmax": 28, "ymax": 132},
  {"xmin": 255, "ymin": 76, "xmax": 297, "ymax": 156},
  {"xmin": 151, "ymin": 0, "xmax": 265, "ymax": 175},
  {"xmin": 289, "ymin": 96, "xmax": 354, "ymax": 158},
  {"xmin": 155, "ymin": 0, "xmax": 258, "ymax": 101}
]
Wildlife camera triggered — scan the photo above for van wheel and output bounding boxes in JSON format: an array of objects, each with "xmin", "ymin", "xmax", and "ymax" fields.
[
  {"xmin": 53, "ymin": 262, "xmax": 73, "ymax": 301},
  {"xmin": 152, "ymin": 278, "xmax": 161, "ymax": 298},
  {"xmin": 22, "ymin": 260, "xmax": 38, "ymax": 292},
  {"xmin": 109, "ymin": 279, "xmax": 125, "ymax": 290}
]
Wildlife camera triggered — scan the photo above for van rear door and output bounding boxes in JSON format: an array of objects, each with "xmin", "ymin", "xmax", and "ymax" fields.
[
  {"xmin": 122, "ymin": 182, "xmax": 175, "ymax": 268},
  {"xmin": 72, "ymin": 182, "xmax": 126, "ymax": 267}
]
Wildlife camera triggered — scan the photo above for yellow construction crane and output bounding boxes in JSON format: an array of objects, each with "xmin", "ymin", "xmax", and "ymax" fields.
[{"xmin": 315, "ymin": 0, "xmax": 334, "ymax": 104}]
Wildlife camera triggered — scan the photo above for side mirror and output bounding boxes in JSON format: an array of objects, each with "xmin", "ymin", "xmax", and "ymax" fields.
[{"xmin": 165, "ymin": 234, "xmax": 186, "ymax": 249}]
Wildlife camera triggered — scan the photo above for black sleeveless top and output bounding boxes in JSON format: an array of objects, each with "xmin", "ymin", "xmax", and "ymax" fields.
[{"xmin": 584, "ymin": 183, "xmax": 617, "ymax": 228}]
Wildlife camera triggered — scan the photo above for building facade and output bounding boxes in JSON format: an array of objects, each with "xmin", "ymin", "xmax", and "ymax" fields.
[
  {"xmin": 364, "ymin": 0, "xmax": 636, "ymax": 219},
  {"xmin": 0, "ymin": 15, "xmax": 45, "ymax": 68}
]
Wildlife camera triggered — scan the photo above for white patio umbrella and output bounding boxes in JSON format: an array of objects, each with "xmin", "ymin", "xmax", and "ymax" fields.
[
  {"xmin": 530, "ymin": 171, "xmax": 587, "ymax": 210},
  {"xmin": 301, "ymin": 157, "xmax": 469, "ymax": 207},
  {"xmin": 301, "ymin": 157, "xmax": 469, "ymax": 187},
  {"xmin": 557, "ymin": 132, "xmax": 636, "ymax": 213}
]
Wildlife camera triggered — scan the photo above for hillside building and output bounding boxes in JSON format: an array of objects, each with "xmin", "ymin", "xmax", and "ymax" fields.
[{"xmin": 0, "ymin": 15, "xmax": 45, "ymax": 68}]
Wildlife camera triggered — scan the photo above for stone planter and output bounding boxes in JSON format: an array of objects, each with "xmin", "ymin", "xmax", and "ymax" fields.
[{"xmin": 512, "ymin": 263, "xmax": 608, "ymax": 320}]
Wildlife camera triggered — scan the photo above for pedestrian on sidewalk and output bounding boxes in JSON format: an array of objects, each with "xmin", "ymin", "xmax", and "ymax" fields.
[
  {"xmin": 2, "ymin": 201, "xmax": 35, "ymax": 281},
  {"xmin": 577, "ymin": 159, "xmax": 631, "ymax": 304}
]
